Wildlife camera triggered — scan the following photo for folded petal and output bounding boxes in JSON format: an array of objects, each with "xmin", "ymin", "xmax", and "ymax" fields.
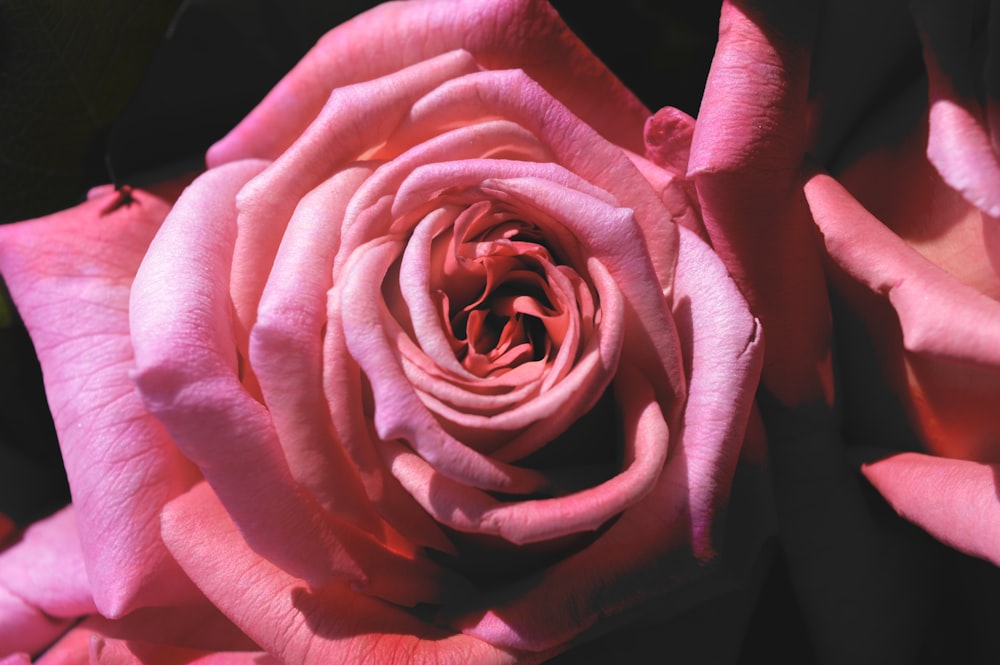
[
  {"xmin": 130, "ymin": 163, "xmax": 454, "ymax": 606},
  {"xmin": 161, "ymin": 485, "xmax": 538, "ymax": 665},
  {"xmin": 911, "ymin": 0, "xmax": 1000, "ymax": 217},
  {"xmin": 805, "ymin": 171, "xmax": 1000, "ymax": 461},
  {"xmin": 0, "ymin": 176, "xmax": 203, "ymax": 616},
  {"xmin": 689, "ymin": 0, "xmax": 832, "ymax": 405},
  {"xmin": 448, "ymin": 226, "xmax": 763, "ymax": 651},
  {"xmin": 0, "ymin": 507, "xmax": 91, "ymax": 656},
  {"xmin": 207, "ymin": 0, "xmax": 649, "ymax": 166},
  {"xmin": 862, "ymin": 452, "xmax": 1000, "ymax": 566}
]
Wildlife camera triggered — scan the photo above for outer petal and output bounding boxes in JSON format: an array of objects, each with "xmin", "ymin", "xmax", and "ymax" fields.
[
  {"xmin": 805, "ymin": 172, "xmax": 1000, "ymax": 461},
  {"xmin": 160, "ymin": 484, "xmax": 540, "ymax": 665},
  {"xmin": 688, "ymin": 0, "xmax": 832, "ymax": 405},
  {"xmin": 911, "ymin": 0, "xmax": 1000, "ymax": 217},
  {"xmin": 0, "ymin": 507, "xmax": 91, "ymax": 656},
  {"xmin": 206, "ymin": 0, "xmax": 650, "ymax": 166},
  {"xmin": 91, "ymin": 640, "xmax": 274, "ymax": 665},
  {"xmin": 862, "ymin": 453, "xmax": 1000, "ymax": 566},
  {"xmin": 0, "ymin": 177, "xmax": 203, "ymax": 616},
  {"xmin": 447, "ymin": 225, "xmax": 763, "ymax": 652},
  {"xmin": 130, "ymin": 162, "xmax": 457, "ymax": 607}
]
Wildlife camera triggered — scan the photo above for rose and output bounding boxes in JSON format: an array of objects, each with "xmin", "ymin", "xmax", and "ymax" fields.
[
  {"xmin": 803, "ymin": 0, "xmax": 1000, "ymax": 567},
  {"xmin": 0, "ymin": 0, "xmax": 764, "ymax": 661},
  {"xmin": 689, "ymin": 0, "xmax": 999, "ymax": 659}
]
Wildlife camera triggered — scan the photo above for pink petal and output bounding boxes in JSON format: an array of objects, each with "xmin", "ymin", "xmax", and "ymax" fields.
[
  {"xmin": 688, "ymin": 0, "xmax": 832, "ymax": 405},
  {"xmin": 0, "ymin": 507, "xmax": 91, "ymax": 656},
  {"xmin": 861, "ymin": 453, "xmax": 1000, "ymax": 566},
  {"xmin": 911, "ymin": 0, "xmax": 1000, "ymax": 217},
  {"xmin": 129, "ymin": 164, "xmax": 453, "ymax": 606},
  {"xmin": 0, "ymin": 655, "xmax": 31, "ymax": 665},
  {"xmin": 833, "ymin": 90, "xmax": 1000, "ymax": 302},
  {"xmin": 226, "ymin": 50, "xmax": 480, "ymax": 362},
  {"xmin": 805, "ymin": 171, "xmax": 1000, "ymax": 460},
  {"xmin": 206, "ymin": 0, "xmax": 649, "ymax": 166},
  {"xmin": 0, "ymin": 177, "xmax": 203, "ymax": 616},
  {"xmin": 449, "ymin": 226, "xmax": 763, "ymax": 651},
  {"xmin": 161, "ymin": 485, "xmax": 538, "ymax": 665},
  {"xmin": 91, "ymin": 639, "xmax": 274, "ymax": 665}
]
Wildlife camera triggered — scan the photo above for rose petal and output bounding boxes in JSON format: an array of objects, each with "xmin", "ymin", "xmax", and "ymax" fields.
[
  {"xmin": 0, "ymin": 177, "xmax": 203, "ymax": 616},
  {"xmin": 0, "ymin": 509, "xmax": 85, "ymax": 656},
  {"xmin": 688, "ymin": 0, "xmax": 832, "ymax": 405},
  {"xmin": 227, "ymin": 50, "xmax": 481, "ymax": 353},
  {"xmin": 379, "ymin": 69, "xmax": 678, "ymax": 289},
  {"xmin": 911, "ymin": 0, "xmax": 1000, "ymax": 217},
  {"xmin": 91, "ymin": 639, "xmax": 273, "ymax": 665},
  {"xmin": 207, "ymin": 0, "xmax": 649, "ymax": 166},
  {"xmin": 250, "ymin": 164, "xmax": 456, "ymax": 556},
  {"xmin": 805, "ymin": 171, "xmax": 1000, "ymax": 460},
  {"xmin": 161, "ymin": 485, "xmax": 540, "ymax": 665},
  {"xmin": 861, "ymin": 452, "xmax": 1000, "ymax": 566},
  {"xmin": 448, "ymin": 225, "xmax": 763, "ymax": 651},
  {"xmin": 130, "ymin": 162, "xmax": 456, "ymax": 605}
]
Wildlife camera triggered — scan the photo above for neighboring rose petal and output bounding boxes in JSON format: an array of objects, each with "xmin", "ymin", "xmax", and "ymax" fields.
[
  {"xmin": 25, "ymin": 600, "xmax": 261, "ymax": 663},
  {"xmin": 206, "ymin": 0, "xmax": 650, "ymax": 167},
  {"xmin": 834, "ymin": 81, "xmax": 1000, "ymax": 302},
  {"xmin": 0, "ymin": 507, "xmax": 90, "ymax": 656},
  {"xmin": 688, "ymin": 0, "xmax": 833, "ymax": 406},
  {"xmin": 0, "ymin": 177, "xmax": 203, "ymax": 617},
  {"xmin": 861, "ymin": 452, "xmax": 1000, "ymax": 566},
  {"xmin": 91, "ymin": 639, "xmax": 274, "ymax": 665},
  {"xmin": 910, "ymin": 0, "xmax": 1000, "ymax": 217},
  {"xmin": 160, "ymin": 483, "xmax": 540, "ymax": 665},
  {"xmin": 805, "ymin": 171, "xmax": 1000, "ymax": 462},
  {"xmin": 446, "ymin": 226, "xmax": 763, "ymax": 652}
]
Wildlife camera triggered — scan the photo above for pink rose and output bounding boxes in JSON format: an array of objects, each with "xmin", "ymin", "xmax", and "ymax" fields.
[
  {"xmin": 0, "ymin": 0, "xmax": 763, "ymax": 661},
  {"xmin": 691, "ymin": 0, "xmax": 999, "ymax": 659},
  {"xmin": 804, "ymin": 0, "xmax": 1000, "ymax": 567}
]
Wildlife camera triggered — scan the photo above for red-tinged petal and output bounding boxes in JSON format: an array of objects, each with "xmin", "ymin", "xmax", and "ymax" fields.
[
  {"xmin": 448, "ymin": 226, "xmax": 763, "ymax": 651},
  {"xmin": 644, "ymin": 106, "xmax": 694, "ymax": 175},
  {"xmin": 861, "ymin": 452, "xmax": 1000, "ymax": 566},
  {"xmin": 161, "ymin": 484, "xmax": 539, "ymax": 665},
  {"xmin": 91, "ymin": 638, "xmax": 273, "ymax": 665},
  {"xmin": 689, "ymin": 0, "xmax": 832, "ymax": 405},
  {"xmin": 0, "ymin": 176, "xmax": 203, "ymax": 616},
  {"xmin": 911, "ymin": 0, "xmax": 1000, "ymax": 217},
  {"xmin": 33, "ymin": 626, "xmax": 92, "ymax": 665},
  {"xmin": 206, "ymin": 0, "xmax": 648, "ymax": 167},
  {"xmin": 334, "ymin": 236, "xmax": 550, "ymax": 494},
  {"xmin": 805, "ymin": 172, "xmax": 1000, "ymax": 460}
]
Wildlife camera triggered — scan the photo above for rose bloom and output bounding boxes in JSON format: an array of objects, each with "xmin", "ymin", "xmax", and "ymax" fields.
[
  {"xmin": 804, "ymin": 0, "xmax": 1000, "ymax": 567},
  {"xmin": 0, "ymin": 0, "xmax": 763, "ymax": 662}
]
